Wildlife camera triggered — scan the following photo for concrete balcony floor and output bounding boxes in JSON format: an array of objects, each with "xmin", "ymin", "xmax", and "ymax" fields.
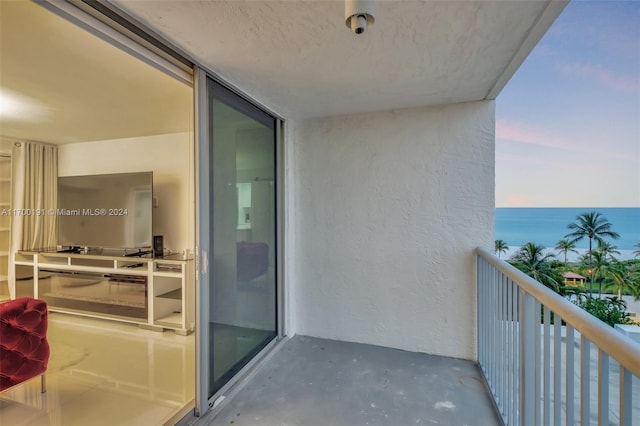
[{"xmin": 206, "ymin": 336, "xmax": 500, "ymax": 426}]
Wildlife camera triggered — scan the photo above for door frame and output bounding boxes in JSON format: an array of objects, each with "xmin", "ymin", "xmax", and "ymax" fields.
[
  {"xmin": 23, "ymin": 2, "xmax": 288, "ymax": 419},
  {"xmin": 195, "ymin": 67, "xmax": 286, "ymax": 416}
]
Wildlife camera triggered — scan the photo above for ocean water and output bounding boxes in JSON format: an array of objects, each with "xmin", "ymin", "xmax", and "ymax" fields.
[{"xmin": 495, "ymin": 208, "xmax": 639, "ymax": 260}]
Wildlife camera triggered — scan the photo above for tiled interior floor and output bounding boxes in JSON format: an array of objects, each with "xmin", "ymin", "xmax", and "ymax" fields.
[
  {"xmin": 0, "ymin": 312, "xmax": 195, "ymax": 426},
  {"xmin": 0, "ymin": 281, "xmax": 9, "ymax": 301}
]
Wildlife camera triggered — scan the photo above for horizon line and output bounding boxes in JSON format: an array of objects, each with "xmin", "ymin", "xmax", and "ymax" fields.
[{"xmin": 495, "ymin": 206, "xmax": 640, "ymax": 209}]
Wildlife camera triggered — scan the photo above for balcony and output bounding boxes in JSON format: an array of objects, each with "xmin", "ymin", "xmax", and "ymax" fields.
[
  {"xmin": 191, "ymin": 248, "xmax": 640, "ymax": 426},
  {"xmin": 4, "ymin": 248, "xmax": 638, "ymax": 425},
  {"xmin": 198, "ymin": 336, "xmax": 500, "ymax": 426},
  {"xmin": 477, "ymin": 247, "xmax": 640, "ymax": 425}
]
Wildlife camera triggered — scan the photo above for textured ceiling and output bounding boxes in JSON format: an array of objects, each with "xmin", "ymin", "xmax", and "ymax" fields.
[
  {"xmin": 112, "ymin": 0, "xmax": 566, "ymax": 119},
  {"xmin": 0, "ymin": 0, "xmax": 565, "ymax": 145},
  {"xmin": 0, "ymin": 1, "xmax": 192, "ymax": 144}
]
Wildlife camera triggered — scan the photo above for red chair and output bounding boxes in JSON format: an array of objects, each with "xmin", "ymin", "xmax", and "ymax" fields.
[{"xmin": 0, "ymin": 297, "xmax": 50, "ymax": 393}]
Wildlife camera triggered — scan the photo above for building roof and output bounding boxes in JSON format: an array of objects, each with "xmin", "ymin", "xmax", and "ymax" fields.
[{"xmin": 562, "ymin": 272, "xmax": 586, "ymax": 280}]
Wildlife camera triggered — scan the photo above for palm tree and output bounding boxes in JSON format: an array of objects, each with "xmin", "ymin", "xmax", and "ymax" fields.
[
  {"xmin": 634, "ymin": 242, "xmax": 640, "ymax": 258},
  {"xmin": 588, "ymin": 250, "xmax": 610, "ymax": 297},
  {"xmin": 555, "ymin": 239, "xmax": 578, "ymax": 266},
  {"xmin": 628, "ymin": 285, "xmax": 640, "ymax": 301},
  {"xmin": 495, "ymin": 239, "xmax": 508, "ymax": 259},
  {"xmin": 622, "ymin": 265, "xmax": 640, "ymax": 301},
  {"xmin": 626, "ymin": 276, "xmax": 640, "ymax": 301},
  {"xmin": 512, "ymin": 242, "xmax": 559, "ymax": 291},
  {"xmin": 605, "ymin": 261, "xmax": 633, "ymax": 298},
  {"xmin": 565, "ymin": 212, "xmax": 620, "ymax": 296},
  {"xmin": 597, "ymin": 241, "xmax": 620, "ymax": 262}
]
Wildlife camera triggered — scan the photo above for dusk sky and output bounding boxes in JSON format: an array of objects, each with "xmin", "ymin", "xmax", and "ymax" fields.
[{"xmin": 495, "ymin": 0, "xmax": 640, "ymax": 208}]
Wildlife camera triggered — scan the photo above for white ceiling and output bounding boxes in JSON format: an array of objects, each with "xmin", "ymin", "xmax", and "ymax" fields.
[
  {"xmin": 112, "ymin": 0, "xmax": 566, "ymax": 119},
  {"xmin": 0, "ymin": 1, "xmax": 192, "ymax": 145},
  {"xmin": 0, "ymin": 1, "xmax": 565, "ymax": 145}
]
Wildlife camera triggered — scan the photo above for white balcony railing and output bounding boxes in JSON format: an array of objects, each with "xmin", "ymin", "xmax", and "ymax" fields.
[{"xmin": 477, "ymin": 247, "xmax": 640, "ymax": 425}]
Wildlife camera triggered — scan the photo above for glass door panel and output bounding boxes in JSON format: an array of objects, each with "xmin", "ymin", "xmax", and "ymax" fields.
[{"xmin": 207, "ymin": 78, "xmax": 277, "ymax": 397}]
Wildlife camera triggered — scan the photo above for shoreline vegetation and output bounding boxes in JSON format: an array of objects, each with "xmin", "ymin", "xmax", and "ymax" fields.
[{"xmin": 494, "ymin": 211, "xmax": 640, "ymax": 327}]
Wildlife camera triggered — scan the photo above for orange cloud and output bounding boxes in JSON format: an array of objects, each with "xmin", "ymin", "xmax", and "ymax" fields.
[{"xmin": 496, "ymin": 194, "xmax": 535, "ymax": 208}]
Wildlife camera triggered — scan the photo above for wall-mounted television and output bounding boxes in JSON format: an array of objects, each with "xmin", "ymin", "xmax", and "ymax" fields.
[{"xmin": 57, "ymin": 172, "xmax": 153, "ymax": 250}]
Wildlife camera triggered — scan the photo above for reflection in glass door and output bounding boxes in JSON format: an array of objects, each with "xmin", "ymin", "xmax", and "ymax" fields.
[{"xmin": 207, "ymin": 78, "xmax": 277, "ymax": 397}]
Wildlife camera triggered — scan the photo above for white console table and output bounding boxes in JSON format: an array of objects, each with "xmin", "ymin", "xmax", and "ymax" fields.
[{"xmin": 14, "ymin": 250, "xmax": 194, "ymax": 335}]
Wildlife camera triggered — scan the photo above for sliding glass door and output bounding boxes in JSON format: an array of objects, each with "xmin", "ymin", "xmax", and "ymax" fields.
[{"xmin": 199, "ymin": 75, "xmax": 278, "ymax": 402}]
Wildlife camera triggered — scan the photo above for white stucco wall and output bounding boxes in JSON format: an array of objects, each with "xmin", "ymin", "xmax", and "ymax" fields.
[
  {"xmin": 58, "ymin": 132, "xmax": 194, "ymax": 254},
  {"xmin": 283, "ymin": 120, "xmax": 298, "ymax": 338},
  {"xmin": 291, "ymin": 101, "xmax": 495, "ymax": 360}
]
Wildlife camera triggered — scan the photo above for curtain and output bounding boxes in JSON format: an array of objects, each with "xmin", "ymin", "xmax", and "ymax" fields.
[{"xmin": 8, "ymin": 142, "xmax": 57, "ymax": 298}]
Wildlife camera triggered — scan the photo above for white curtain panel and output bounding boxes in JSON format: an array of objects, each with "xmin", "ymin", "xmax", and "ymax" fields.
[{"xmin": 9, "ymin": 142, "xmax": 57, "ymax": 298}]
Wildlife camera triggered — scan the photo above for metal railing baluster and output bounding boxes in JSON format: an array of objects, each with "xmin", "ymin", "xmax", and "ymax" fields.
[
  {"xmin": 490, "ymin": 264, "xmax": 495, "ymax": 397},
  {"xmin": 499, "ymin": 271, "xmax": 505, "ymax": 414},
  {"xmin": 566, "ymin": 325, "xmax": 575, "ymax": 426},
  {"xmin": 513, "ymin": 278, "xmax": 519, "ymax": 426},
  {"xmin": 534, "ymin": 299, "xmax": 542, "ymax": 425},
  {"xmin": 581, "ymin": 336, "xmax": 591, "ymax": 425},
  {"xmin": 478, "ymin": 259, "xmax": 483, "ymax": 369},
  {"xmin": 543, "ymin": 306, "xmax": 551, "ymax": 426},
  {"xmin": 620, "ymin": 367, "xmax": 632, "ymax": 426},
  {"xmin": 553, "ymin": 312, "xmax": 562, "ymax": 426},
  {"xmin": 507, "ymin": 277, "xmax": 514, "ymax": 426},
  {"xmin": 597, "ymin": 349, "xmax": 609, "ymax": 426},
  {"xmin": 475, "ymin": 248, "xmax": 640, "ymax": 426},
  {"xmin": 521, "ymin": 291, "xmax": 535, "ymax": 426}
]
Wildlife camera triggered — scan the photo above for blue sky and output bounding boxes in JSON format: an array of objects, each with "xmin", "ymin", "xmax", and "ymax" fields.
[{"xmin": 495, "ymin": 0, "xmax": 640, "ymax": 208}]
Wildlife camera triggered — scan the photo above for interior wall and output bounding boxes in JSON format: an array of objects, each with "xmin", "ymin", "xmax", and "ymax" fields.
[
  {"xmin": 0, "ymin": 138, "xmax": 13, "ymax": 154},
  {"xmin": 291, "ymin": 101, "xmax": 495, "ymax": 360},
  {"xmin": 58, "ymin": 132, "xmax": 194, "ymax": 254},
  {"xmin": 0, "ymin": 138, "xmax": 13, "ymax": 298}
]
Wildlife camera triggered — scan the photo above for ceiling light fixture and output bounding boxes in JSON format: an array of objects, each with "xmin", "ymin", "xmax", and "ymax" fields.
[{"xmin": 345, "ymin": 0, "xmax": 375, "ymax": 35}]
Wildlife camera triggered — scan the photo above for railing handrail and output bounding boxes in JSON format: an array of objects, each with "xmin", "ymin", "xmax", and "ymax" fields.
[{"xmin": 477, "ymin": 246, "xmax": 640, "ymax": 377}]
